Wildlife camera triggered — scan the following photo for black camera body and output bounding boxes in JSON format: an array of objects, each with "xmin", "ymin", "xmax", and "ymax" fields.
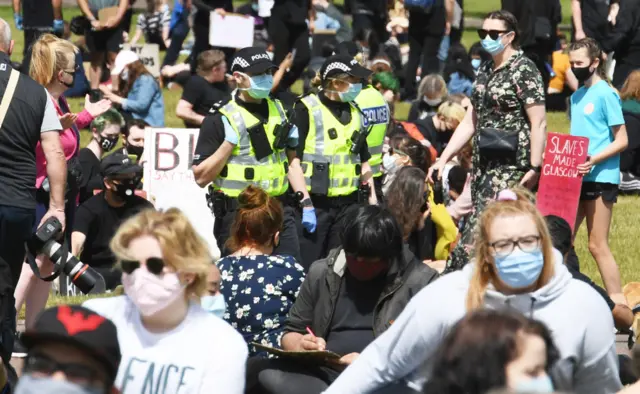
[
  {"xmin": 432, "ymin": 169, "xmax": 444, "ymax": 205},
  {"xmin": 28, "ymin": 217, "xmax": 101, "ymax": 294}
]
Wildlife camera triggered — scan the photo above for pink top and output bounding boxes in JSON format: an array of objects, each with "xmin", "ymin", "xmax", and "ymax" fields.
[{"xmin": 35, "ymin": 96, "xmax": 94, "ymax": 189}]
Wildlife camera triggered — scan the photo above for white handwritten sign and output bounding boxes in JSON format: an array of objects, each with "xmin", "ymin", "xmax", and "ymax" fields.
[
  {"xmin": 209, "ymin": 12, "xmax": 254, "ymax": 49},
  {"xmin": 123, "ymin": 44, "xmax": 161, "ymax": 78},
  {"xmin": 143, "ymin": 128, "xmax": 219, "ymax": 259}
]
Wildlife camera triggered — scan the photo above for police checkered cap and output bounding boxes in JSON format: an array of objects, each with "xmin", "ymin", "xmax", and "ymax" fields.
[
  {"xmin": 320, "ymin": 54, "xmax": 372, "ymax": 82},
  {"xmin": 231, "ymin": 47, "xmax": 278, "ymax": 74}
]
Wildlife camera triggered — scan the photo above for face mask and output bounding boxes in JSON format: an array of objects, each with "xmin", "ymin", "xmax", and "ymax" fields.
[
  {"xmin": 337, "ymin": 82, "xmax": 362, "ymax": 102},
  {"xmin": 382, "ymin": 153, "xmax": 399, "ymax": 174},
  {"xmin": 251, "ymin": 2, "xmax": 259, "ymax": 11},
  {"xmin": 60, "ymin": 74, "xmax": 75, "ymax": 89},
  {"xmin": 239, "ymin": 72, "xmax": 273, "ymax": 99},
  {"xmin": 515, "ymin": 375, "xmax": 554, "ymax": 393},
  {"xmin": 571, "ymin": 64, "xmax": 595, "ymax": 84},
  {"xmin": 423, "ymin": 96, "xmax": 442, "ymax": 107},
  {"xmin": 15, "ymin": 375, "xmax": 102, "ymax": 394},
  {"xmin": 471, "ymin": 58, "xmax": 482, "ymax": 70},
  {"xmin": 121, "ymin": 68, "xmax": 129, "ymax": 81},
  {"xmin": 494, "ymin": 247, "xmax": 544, "ymax": 289},
  {"xmin": 122, "ymin": 265, "xmax": 186, "ymax": 317},
  {"xmin": 112, "ymin": 178, "xmax": 139, "ymax": 201},
  {"xmin": 201, "ymin": 294, "xmax": 226, "ymax": 318},
  {"xmin": 126, "ymin": 144, "xmax": 144, "ymax": 158},
  {"xmin": 99, "ymin": 135, "xmax": 118, "ymax": 152},
  {"xmin": 345, "ymin": 255, "xmax": 388, "ymax": 281},
  {"xmin": 481, "ymin": 34, "xmax": 508, "ymax": 55}
]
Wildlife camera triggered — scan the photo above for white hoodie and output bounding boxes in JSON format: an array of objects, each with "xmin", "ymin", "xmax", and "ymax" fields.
[{"xmin": 324, "ymin": 250, "xmax": 621, "ymax": 394}]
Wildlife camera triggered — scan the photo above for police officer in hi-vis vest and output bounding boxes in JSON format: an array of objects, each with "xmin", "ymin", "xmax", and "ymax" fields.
[
  {"xmin": 192, "ymin": 47, "xmax": 314, "ymax": 263},
  {"xmin": 335, "ymin": 42, "xmax": 389, "ymax": 199},
  {"xmin": 292, "ymin": 54, "xmax": 378, "ymax": 268}
]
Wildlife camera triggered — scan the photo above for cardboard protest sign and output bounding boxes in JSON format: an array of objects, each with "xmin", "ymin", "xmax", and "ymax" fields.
[
  {"xmin": 536, "ymin": 133, "xmax": 589, "ymax": 232},
  {"xmin": 123, "ymin": 44, "xmax": 161, "ymax": 78},
  {"xmin": 209, "ymin": 12, "xmax": 254, "ymax": 48},
  {"xmin": 143, "ymin": 128, "xmax": 219, "ymax": 258}
]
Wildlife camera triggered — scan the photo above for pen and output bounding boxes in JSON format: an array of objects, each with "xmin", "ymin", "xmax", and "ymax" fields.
[{"xmin": 306, "ymin": 326, "xmax": 316, "ymax": 338}]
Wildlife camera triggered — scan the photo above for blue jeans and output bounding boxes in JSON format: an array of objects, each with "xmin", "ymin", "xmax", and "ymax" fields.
[{"xmin": 0, "ymin": 205, "xmax": 34, "ymax": 363}]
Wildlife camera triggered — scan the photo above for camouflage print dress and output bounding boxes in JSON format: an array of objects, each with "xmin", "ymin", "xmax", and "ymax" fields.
[{"xmin": 446, "ymin": 51, "xmax": 545, "ymax": 272}]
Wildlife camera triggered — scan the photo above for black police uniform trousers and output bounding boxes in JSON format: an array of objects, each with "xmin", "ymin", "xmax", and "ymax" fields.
[
  {"xmin": 295, "ymin": 192, "xmax": 360, "ymax": 270},
  {"xmin": 213, "ymin": 196, "xmax": 302, "ymax": 264}
]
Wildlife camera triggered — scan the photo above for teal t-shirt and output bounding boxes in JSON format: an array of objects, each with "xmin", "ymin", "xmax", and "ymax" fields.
[{"xmin": 570, "ymin": 80, "xmax": 625, "ymax": 184}]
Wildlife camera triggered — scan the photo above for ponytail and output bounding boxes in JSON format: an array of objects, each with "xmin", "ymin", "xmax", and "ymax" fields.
[{"xmin": 29, "ymin": 33, "xmax": 78, "ymax": 87}]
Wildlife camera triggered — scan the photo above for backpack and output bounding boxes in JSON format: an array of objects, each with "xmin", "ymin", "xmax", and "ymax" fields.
[{"xmin": 404, "ymin": 0, "xmax": 436, "ymax": 13}]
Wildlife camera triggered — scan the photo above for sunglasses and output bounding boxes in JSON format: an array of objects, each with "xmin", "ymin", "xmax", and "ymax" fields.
[
  {"xmin": 477, "ymin": 29, "xmax": 511, "ymax": 40},
  {"xmin": 388, "ymin": 147, "xmax": 409, "ymax": 157},
  {"xmin": 62, "ymin": 64, "xmax": 81, "ymax": 75},
  {"xmin": 121, "ymin": 257, "xmax": 165, "ymax": 275},
  {"xmin": 25, "ymin": 353, "xmax": 104, "ymax": 390}
]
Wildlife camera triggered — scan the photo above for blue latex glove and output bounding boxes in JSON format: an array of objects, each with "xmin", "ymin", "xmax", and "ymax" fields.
[
  {"xmin": 222, "ymin": 116, "xmax": 238, "ymax": 145},
  {"xmin": 302, "ymin": 207, "xmax": 317, "ymax": 233},
  {"xmin": 438, "ymin": 35, "xmax": 450, "ymax": 62},
  {"xmin": 14, "ymin": 14, "xmax": 23, "ymax": 31},
  {"xmin": 53, "ymin": 19, "xmax": 64, "ymax": 35},
  {"xmin": 287, "ymin": 124, "xmax": 299, "ymax": 148}
]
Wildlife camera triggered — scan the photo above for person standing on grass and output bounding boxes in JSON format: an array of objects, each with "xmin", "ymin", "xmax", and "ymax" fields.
[
  {"xmin": 13, "ymin": 0, "xmax": 63, "ymax": 74},
  {"xmin": 568, "ymin": 38, "xmax": 629, "ymax": 306}
]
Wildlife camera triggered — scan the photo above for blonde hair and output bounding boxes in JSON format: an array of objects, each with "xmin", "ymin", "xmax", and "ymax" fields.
[
  {"xmin": 466, "ymin": 188, "xmax": 556, "ymax": 311},
  {"xmin": 110, "ymin": 208, "xmax": 211, "ymax": 297},
  {"xmin": 437, "ymin": 101, "xmax": 466, "ymax": 123},
  {"xmin": 29, "ymin": 33, "xmax": 78, "ymax": 87},
  {"xmin": 418, "ymin": 73, "xmax": 447, "ymax": 99},
  {"xmin": 310, "ymin": 71, "xmax": 351, "ymax": 89}
]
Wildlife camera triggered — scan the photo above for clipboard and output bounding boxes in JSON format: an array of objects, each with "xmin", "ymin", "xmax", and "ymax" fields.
[
  {"xmin": 251, "ymin": 342, "xmax": 342, "ymax": 362},
  {"xmin": 98, "ymin": 7, "xmax": 119, "ymax": 24},
  {"xmin": 209, "ymin": 12, "xmax": 255, "ymax": 48}
]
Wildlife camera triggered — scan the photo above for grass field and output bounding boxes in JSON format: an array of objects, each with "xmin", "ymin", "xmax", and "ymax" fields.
[{"xmin": 5, "ymin": 1, "xmax": 639, "ymax": 313}]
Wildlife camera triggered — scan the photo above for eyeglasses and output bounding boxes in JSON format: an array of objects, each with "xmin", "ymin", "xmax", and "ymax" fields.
[
  {"xmin": 25, "ymin": 353, "xmax": 105, "ymax": 391},
  {"xmin": 62, "ymin": 65, "xmax": 81, "ymax": 75},
  {"xmin": 489, "ymin": 235, "xmax": 541, "ymax": 257},
  {"xmin": 121, "ymin": 257, "xmax": 165, "ymax": 275},
  {"xmin": 388, "ymin": 147, "xmax": 409, "ymax": 157},
  {"xmin": 477, "ymin": 29, "xmax": 510, "ymax": 40}
]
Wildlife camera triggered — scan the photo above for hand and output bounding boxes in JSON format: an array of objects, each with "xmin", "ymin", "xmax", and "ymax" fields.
[
  {"xmin": 299, "ymin": 334, "xmax": 326, "ymax": 351},
  {"xmin": 337, "ymin": 352, "xmax": 359, "ymax": 366},
  {"xmin": 424, "ymin": 260, "xmax": 447, "ymax": 273},
  {"xmin": 280, "ymin": 52, "xmax": 294, "ymax": 70},
  {"xmin": 608, "ymin": 3, "xmax": 620, "ymax": 26},
  {"xmin": 103, "ymin": 17, "xmax": 120, "ymax": 29},
  {"xmin": 427, "ymin": 160, "xmax": 446, "ymax": 184},
  {"xmin": 14, "ymin": 14, "xmax": 23, "ymax": 31},
  {"xmin": 90, "ymin": 19, "xmax": 103, "ymax": 31},
  {"xmin": 461, "ymin": 97, "xmax": 472, "ymax": 110},
  {"xmin": 164, "ymin": 38, "xmax": 172, "ymax": 48},
  {"xmin": 577, "ymin": 158, "xmax": 593, "ymax": 176},
  {"xmin": 214, "ymin": 8, "xmax": 226, "ymax": 17},
  {"xmin": 302, "ymin": 207, "xmax": 317, "ymax": 233},
  {"xmin": 84, "ymin": 95, "xmax": 112, "ymax": 117},
  {"xmin": 53, "ymin": 19, "xmax": 64, "ymax": 35},
  {"xmin": 39, "ymin": 208, "xmax": 66, "ymax": 233},
  {"xmin": 59, "ymin": 113, "xmax": 78, "ymax": 130},
  {"xmin": 417, "ymin": 204, "xmax": 431, "ymax": 230},
  {"xmin": 99, "ymin": 86, "xmax": 118, "ymax": 102},
  {"xmin": 519, "ymin": 169, "xmax": 540, "ymax": 189},
  {"xmin": 575, "ymin": 30, "xmax": 586, "ymax": 41}
]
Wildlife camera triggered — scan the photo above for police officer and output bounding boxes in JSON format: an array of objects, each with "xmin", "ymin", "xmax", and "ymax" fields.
[
  {"xmin": 292, "ymin": 54, "xmax": 377, "ymax": 268},
  {"xmin": 192, "ymin": 47, "xmax": 314, "ymax": 263},
  {"xmin": 335, "ymin": 42, "xmax": 390, "ymax": 199}
]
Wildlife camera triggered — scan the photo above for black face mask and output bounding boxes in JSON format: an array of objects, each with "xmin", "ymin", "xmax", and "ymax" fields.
[
  {"xmin": 126, "ymin": 144, "xmax": 144, "ymax": 158},
  {"xmin": 99, "ymin": 136, "xmax": 118, "ymax": 152},
  {"xmin": 60, "ymin": 73, "xmax": 75, "ymax": 89},
  {"xmin": 572, "ymin": 64, "xmax": 595, "ymax": 84},
  {"xmin": 112, "ymin": 178, "xmax": 140, "ymax": 201}
]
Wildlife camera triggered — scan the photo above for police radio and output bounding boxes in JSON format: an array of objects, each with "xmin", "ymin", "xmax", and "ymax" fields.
[
  {"xmin": 350, "ymin": 126, "xmax": 370, "ymax": 154},
  {"xmin": 272, "ymin": 122, "xmax": 292, "ymax": 150}
]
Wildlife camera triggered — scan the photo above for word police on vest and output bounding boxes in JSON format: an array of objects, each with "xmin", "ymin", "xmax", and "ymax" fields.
[
  {"xmin": 27, "ymin": 217, "xmax": 102, "ymax": 294},
  {"xmin": 362, "ymin": 105, "xmax": 390, "ymax": 126}
]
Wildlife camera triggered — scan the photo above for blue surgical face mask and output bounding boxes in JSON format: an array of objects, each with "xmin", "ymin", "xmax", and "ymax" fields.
[
  {"xmin": 382, "ymin": 153, "xmax": 398, "ymax": 174},
  {"xmin": 16, "ymin": 375, "xmax": 102, "ymax": 394},
  {"xmin": 481, "ymin": 33, "xmax": 509, "ymax": 55},
  {"xmin": 494, "ymin": 247, "xmax": 544, "ymax": 289},
  {"xmin": 338, "ymin": 82, "xmax": 362, "ymax": 102},
  {"xmin": 471, "ymin": 58, "xmax": 482, "ymax": 70},
  {"xmin": 239, "ymin": 72, "xmax": 273, "ymax": 99},
  {"xmin": 515, "ymin": 375, "xmax": 554, "ymax": 393},
  {"xmin": 201, "ymin": 294, "xmax": 226, "ymax": 318}
]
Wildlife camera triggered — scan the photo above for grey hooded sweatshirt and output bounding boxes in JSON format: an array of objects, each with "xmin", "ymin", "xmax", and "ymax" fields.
[{"xmin": 324, "ymin": 249, "xmax": 622, "ymax": 394}]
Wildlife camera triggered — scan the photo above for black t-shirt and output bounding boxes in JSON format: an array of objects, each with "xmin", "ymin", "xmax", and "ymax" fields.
[
  {"xmin": 348, "ymin": 0, "xmax": 388, "ymax": 15},
  {"xmin": 293, "ymin": 92, "xmax": 371, "ymax": 163},
  {"xmin": 407, "ymin": 100, "xmax": 440, "ymax": 122},
  {"xmin": 23, "ymin": 0, "xmax": 54, "ymax": 29},
  {"xmin": 181, "ymin": 75, "xmax": 231, "ymax": 128},
  {"xmin": 74, "ymin": 194, "xmax": 153, "ymax": 269},
  {"xmin": 193, "ymin": 94, "xmax": 271, "ymax": 166},
  {"xmin": 578, "ymin": 0, "xmax": 613, "ymax": 45},
  {"xmin": 415, "ymin": 117, "xmax": 452, "ymax": 155},
  {"xmin": 272, "ymin": 0, "xmax": 310, "ymax": 25},
  {"xmin": 77, "ymin": 148, "xmax": 103, "ymax": 204},
  {"xmin": 193, "ymin": 0, "xmax": 233, "ymax": 26}
]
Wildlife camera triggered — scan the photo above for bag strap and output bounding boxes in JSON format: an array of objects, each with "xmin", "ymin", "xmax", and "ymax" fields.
[{"xmin": 0, "ymin": 69, "xmax": 19, "ymax": 130}]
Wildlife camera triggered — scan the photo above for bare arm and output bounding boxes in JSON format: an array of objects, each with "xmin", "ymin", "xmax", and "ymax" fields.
[
  {"xmin": 526, "ymin": 103, "xmax": 546, "ymax": 167},
  {"xmin": 445, "ymin": 0, "xmax": 454, "ymax": 29},
  {"xmin": 52, "ymin": 0, "xmax": 62, "ymax": 20},
  {"xmin": 572, "ymin": 0, "xmax": 585, "ymax": 38},
  {"xmin": 592, "ymin": 124, "xmax": 628, "ymax": 164},
  {"xmin": 129, "ymin": 28, "xmax": 143, "ymax": 44},
  {"xmin": 12, "ymin": 0, "xmax": 20, "ymax": 14},
  {"xmin": 176, "ymin": 100, "xmax": 205, "ymax": 125},
  {"xmin": 71, "ymin": 232, "xmax": 86, "ymax": 257},
  {"xmin": 286, "ymin": 153, "xmax": 310, "ymax": 200},
  {"xmin": 77, "ymin": 0, "xmax": 96, "ymax": 20},
  {"xmin": 41, "ymin": 132, "xmax": 66, "ymax": 213},
  {"xmin": 192, "ymin": 142, "xmax": 234, "ymax": 187},
  {"xmin": 439, "ymin": 104, "xmax": 477, "ymax": 164},
  {"xmin": 115, "ymin": 0, "xmax": 129, "ymax": 22}
]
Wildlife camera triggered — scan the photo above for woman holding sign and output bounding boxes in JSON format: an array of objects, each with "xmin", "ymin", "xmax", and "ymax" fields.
[
  {"xmin": 428, "ymin": 10, "xmax": 547, "ymax": 272},
  {"xmin": 568, "ymin": 38, "xmax": 629, "ymax": 306}
]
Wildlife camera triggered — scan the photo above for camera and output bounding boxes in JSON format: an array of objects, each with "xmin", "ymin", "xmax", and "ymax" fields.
[
  {"xmin": 27, "ymin": 217, "xmax": 102, "ymax": 294},
  {"xmin": 432, "ymin": 169, "xmax": 444, "ymax": 205}
]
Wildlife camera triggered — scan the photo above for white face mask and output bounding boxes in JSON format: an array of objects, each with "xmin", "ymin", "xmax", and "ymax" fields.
[
  {"xmin": 423, "ymin": 96, "xmax": 442, "ymax": 107},
  {"xmin": 121, "ymin": 68, "xmax": 129, "ymax": 81}
]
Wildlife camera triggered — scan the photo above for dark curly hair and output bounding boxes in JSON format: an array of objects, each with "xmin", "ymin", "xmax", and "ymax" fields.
[
  {"xmin": 385, "ymin": 166, "xmax": 429, "ymax": 239},
  {"xmin": 423, "ymin": 309, "xmax": 560, "ymax": 394}
]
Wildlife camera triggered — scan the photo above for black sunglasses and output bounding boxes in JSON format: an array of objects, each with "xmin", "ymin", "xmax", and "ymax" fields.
[
  {"xmin": 477, "ymin": 29, "xmax": 511, "ymax": 40},
  {"xmin": 63, "ymin": 64, "xmax": 81, "ymax": 75},
  {"xmin": 25, "ymin": 353, "xmax": 104, "ymax": 390},
  {"xmin": 121, "ymin": 257, "xmax": 165, "ymax": 275}
]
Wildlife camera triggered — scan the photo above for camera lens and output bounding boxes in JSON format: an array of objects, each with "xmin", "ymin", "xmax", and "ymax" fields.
[{"xmin": 63, "ymin": 257, "xmax": 99, "ymax": 294}]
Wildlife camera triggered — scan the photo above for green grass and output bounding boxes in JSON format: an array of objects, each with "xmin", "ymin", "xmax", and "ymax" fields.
[{"xmin": 6, "ymin": 2, "xmax": 640, "ymax": 315}]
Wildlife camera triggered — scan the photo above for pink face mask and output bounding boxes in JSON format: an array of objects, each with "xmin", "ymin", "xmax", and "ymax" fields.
[{"xmin": 122, "ymin": 266, "xmax": 186, "ymax": 317}]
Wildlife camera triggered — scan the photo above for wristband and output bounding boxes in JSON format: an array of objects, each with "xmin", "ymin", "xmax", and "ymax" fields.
[
  {"xmin": 300, "ymin": 198, "xmax": 313, "ymax": 208},
  {"xmin": 531, "ymin": 166, "xmax": 542, "ymax": 173}
]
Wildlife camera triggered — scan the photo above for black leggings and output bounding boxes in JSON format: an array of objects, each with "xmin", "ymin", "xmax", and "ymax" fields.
[{"xmin": 268, "ymin": 16, "xmax": 311, "ymax": 92}]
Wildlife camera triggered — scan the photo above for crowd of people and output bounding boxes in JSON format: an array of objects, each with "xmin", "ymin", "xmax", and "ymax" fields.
[{"xmin": 0, "ymin": 0, "xmax": 638, "ymax": 393}]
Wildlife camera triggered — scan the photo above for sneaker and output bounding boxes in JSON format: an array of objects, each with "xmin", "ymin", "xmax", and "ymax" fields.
[
  {"xmin": 620, "ymin": 172, "xmax": 640, "ymax": 193},
  {"xmin": 11, "ymin": 333, "xmax": 26, "ymax": 358}
]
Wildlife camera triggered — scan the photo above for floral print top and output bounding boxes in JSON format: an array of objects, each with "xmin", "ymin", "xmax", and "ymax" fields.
[
  {"xmin": 217, "ymin": 254, "xmax": 305, "ymax": 357},
  {"xmin": 472, "ymin": 50, "xmax": 545, "ymax": 170}
]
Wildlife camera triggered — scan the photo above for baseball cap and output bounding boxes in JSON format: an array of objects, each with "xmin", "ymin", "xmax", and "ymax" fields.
[
  {"xmin": 111, "ymin": 50, "xmax": 139, "ymax": 76},
  {"xmin": 100, "ymin": 152, "xmax": 142, "ymax": 177},
  {"xmin": 320, "ymin": 54, "xmax": 372, "ymax": 82},
  {"xmin": 21, "ymin": 305, "xmax": 121, "ymax": 382},
  {"xmin": 334, "ymin": 41, "xmax": 360, "ymax": 58},
  {"xmin": 230, "ymin": 47, "xmax": 278, "ymax": 75}
]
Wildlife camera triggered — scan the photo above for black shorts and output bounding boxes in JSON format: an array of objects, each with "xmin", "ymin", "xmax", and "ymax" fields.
[
  {"xmin": 85, "ymin": 27, "xmax": 123, "ymax": 53},
  {"xmin": 580, "ymin": 181, "xmax": 619, "ymax": 203}
]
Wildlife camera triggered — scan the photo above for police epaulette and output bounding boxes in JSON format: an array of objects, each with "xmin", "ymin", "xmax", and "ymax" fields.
[{"xmin": 208, "ymin": 99, "xmax": 229, "ymax": 114}]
